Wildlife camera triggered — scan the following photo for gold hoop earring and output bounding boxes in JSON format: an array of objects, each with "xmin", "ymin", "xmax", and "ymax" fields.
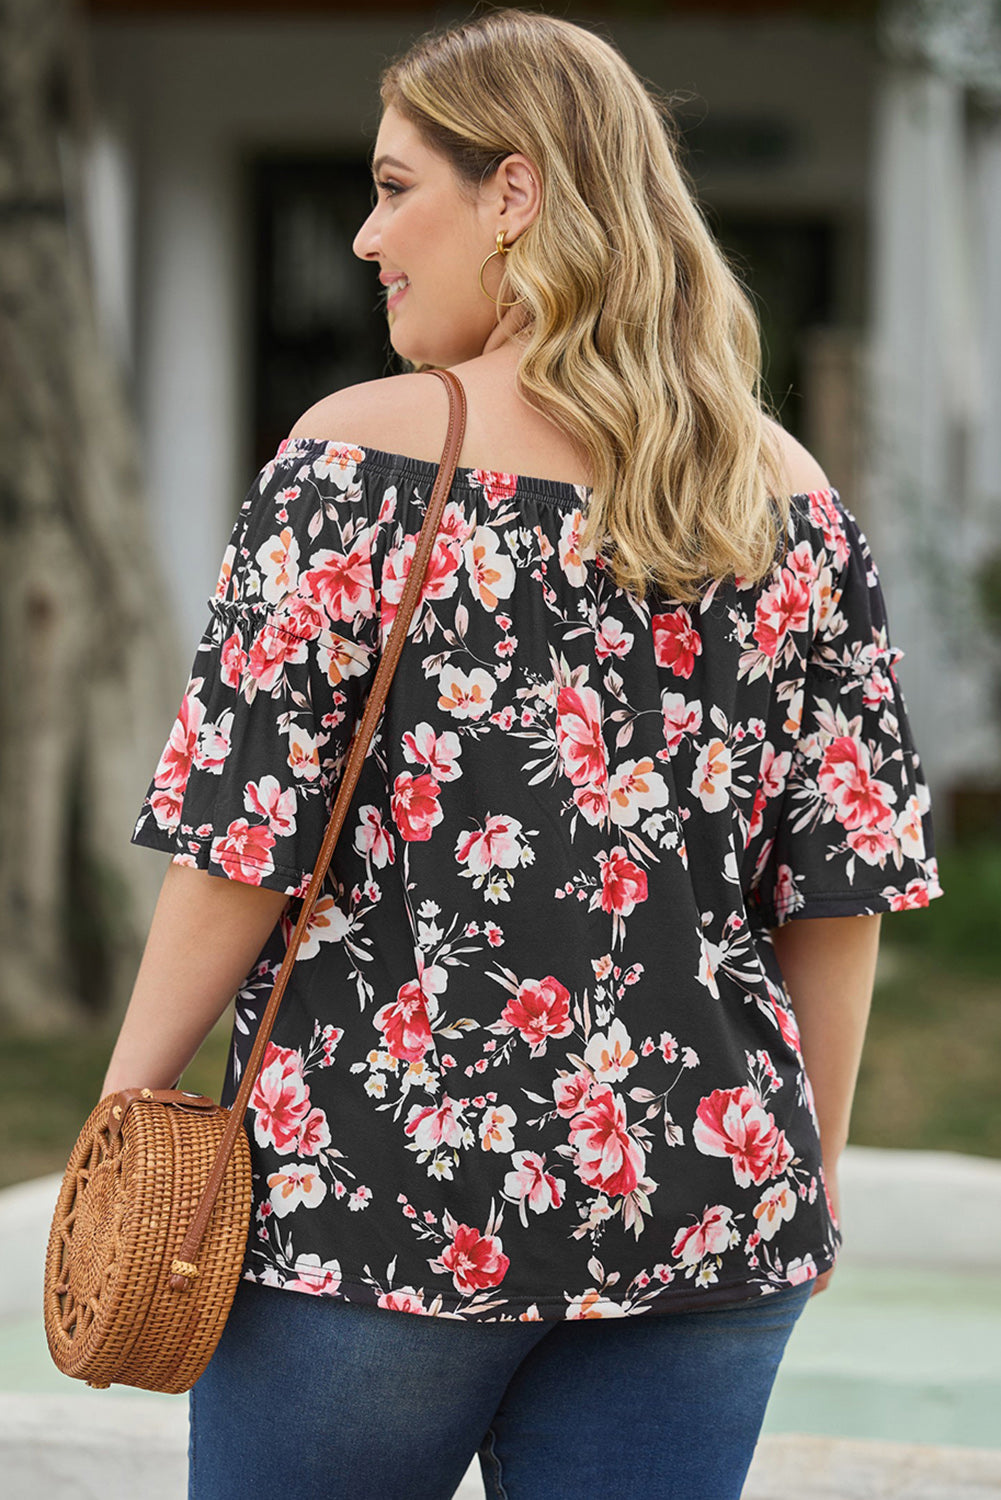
[{"xmin": 478, "ymin": 230, "xmax": 524, "ymax": 308}]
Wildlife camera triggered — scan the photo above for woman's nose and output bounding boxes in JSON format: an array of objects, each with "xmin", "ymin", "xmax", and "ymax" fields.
[{"xmin": 352, "ymin": 209, "xmax": 380, "ymax": 262}]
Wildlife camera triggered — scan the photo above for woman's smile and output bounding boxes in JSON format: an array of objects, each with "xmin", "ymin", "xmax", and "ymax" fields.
[{"xmin": 386, "ymin": 278, "xmax": 410, "ymax": 310}]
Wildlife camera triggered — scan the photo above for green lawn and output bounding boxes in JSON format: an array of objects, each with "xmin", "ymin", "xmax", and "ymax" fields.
[
  {"xmin": 2, "ymin": 843, "xmax": 996, "ymax": 1189},
  {"xmin": 0, "ymin": 1012, "xmax": 233, "ymax": 1191}
]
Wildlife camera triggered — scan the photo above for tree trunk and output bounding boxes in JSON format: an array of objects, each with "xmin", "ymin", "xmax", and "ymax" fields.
[{"xmin": 0, "ymin": 0, "xmax": 182, "ymax": 1029}]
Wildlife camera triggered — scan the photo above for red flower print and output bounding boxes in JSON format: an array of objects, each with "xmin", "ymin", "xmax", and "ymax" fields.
[
  {"xmin": 817, "ymin": 736, "xmax": 896, "ymax": 831},
  {"xmin": 246, "ymin": 622, "xmax": 306, "ymax": 693},
  {"xmin": 153, "ymin": 682, "xmax": 204, "ymax": 791},
  {"xmin": 773, "ymin": 1002, "xmax": 803, "ymax": 1059},
  {"xmin": 377, "ymin": 1287, "xmax": 427, "ymax": 1313},
  {"xmin": 753, "ymin": 569, "xmax": 811, "ymax": 658},
  {"xmin": 652, "ymin": 607, "xmax": 702, "ymax": 677},
  {"xmin": 296, "ymin": 1106, "xmax": 331, "ymax": 1157},
  {"xmin": 886, "ymin": 878, "xmax": 931, "ymax": 911},
  {"xmin": 847, "ymin": 826, "xmax": 898, "ymax": 865},
  {"xmin": 748, "ymin": 786, "xmax": 768, "ymax": 841},
  {"xmin": 692, "ymin": 1085, "xmax": 793, "ymax": 1188},
  {"xmin": 284, "ymin": 1254, "xmax": 341, "ymax": 1294},
  {"xmin": 272, "ymin": 590, "xmax": 329, "ymax": 642},
  {"xmin": 437, "ymin": 1222, "xmax": 510, "ymax": 1295},
  {"xmin": 671, "ymin": 1204, "xmax": 735, "ymax": 1265},
  {"xmin": 404, "ymin": 1095, "xmax": 466, "ymax": 1151},
  {"xmin": 380, "ymin": 529, "xmax": 463, "ymax": 633},
  {"xmin": 402, "ymin": 722, "xmax": 462, "ymax": 782},
  {"xmin": 568, "ymin": 1084, "xmax": 646, "ymax": 1198},
  {"xmin": 245, "ymin": 775, "xmax": 296, "ymax": 837},
  {"xmin": 302, "ymin": 533, "xmax": 376, "ymax": 626},
  {"xmin": 375, "ymin": 980, "xmax": 434, "ymax": 1062},
  {"xmin": 250, "ymin": 1042, "xmax": 312, "ymax": 1154},
  {"xmin": 219, "ymin": 633, "xmax": 248, "ymax": 689},
  {"xmin": 354, "ymin": 804, "xmax": 396, "ymax": 867},
  {"xmin": 502, "ymin": 1151, "xmax": 565, "ymax": 1228},
  {"xmin": 501, "ymin": 976, "xmax": 573, "ymax": 1050},
  {"xmin": 552, "ymin": 1069, "xmax": 592, "ymax": 1118},
  {"xmin": 455, "ymin": 813, "xmax": 524, "ymax": 874},
  {"xmin": 759, "ymin": 742, "xmax": 791, "ymax": 800},
  {"xmin": 808, "ymin": 491, "xmax": 851, "ymax": 568},
  {"xmin": 211, "ymin": 818, "xmax": 276, "ymax": 883},
  {"xmin": 573, "ymin": 784, "xmax": 609, "ymax": 824},
  {"xmin": 391, "ymin": 771, "xmax": 443, "ymax": 841},
  {"xmin": 555, "ymin": 685, "xmax": 606, "ymax": 786},
  {"xmin": 470, "ymin": 470, "xmax": 518, "ymax": 509},
  {"xmin": 150, "ymin": 785, "xmax": 183, "ymax": 832},
  {"xmin": 660, "ymin": 692, "xmax": 702, "ymax": 752},
  {"xmin": 598, "ymin": 846, "xmax": 648, "ymax": 917},
  {"xmin": 786, "ymin": 1255, "xmax": 819, "ymax": 1285},
  {"xmin": 126, "ymin": 426, "xmax": 943, "ymax": 1318}
]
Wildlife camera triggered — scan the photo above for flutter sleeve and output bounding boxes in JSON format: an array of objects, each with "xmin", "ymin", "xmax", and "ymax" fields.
[
  {"xmin": 750, "ymin": 495, "xmax": 944, "ymax": 928},
  {"xmin": 131, "ymin": 441, "xmax": 386, "ymax": 896}
]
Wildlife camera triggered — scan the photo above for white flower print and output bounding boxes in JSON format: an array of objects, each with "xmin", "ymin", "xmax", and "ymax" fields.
[
  {"xmin": 753, "ymin": 1179, "xmax": 797, "ymax": 1241},
  {"xmin": 293, "ymin": 894, "xmax": 349, "ymax": 962},
  {"xmin": 437, "ymin": 665, "xmax": 496, "ymax": 720},
  {"xmin": 285, "ymin": 724, "xmax": 320, "ymax": 781},
  {"xmin": 502, "ymin": 1151, "xmax": 565, "ymax": 1227},
  {"xmin": 256, "ymin": 527, "xmax": 300, "ymax": 604},
  {"xmin": 283, "ymin": 1253, "xmax": 342, "ymax": 1294},
  {"xmin": 594, "ymin": 616, "xmax": 634, "ymax": 661},
  {"xmin": 583, "ymin": 1018, "xmax": 639, "ymax": 1083},
  {"xmin": 245, "ymin": 775, "xmax": 296, "ymax": 836},
  {"xmin": 559, "ymin": 509, "xmax": 594, "ymax": 587},
  {"xmin": 455, "ymin": 813, "xmax": 527, "ymax": 876},
  {"xmin": 690, "ymin": 738, "xmax": 733, "ymax": 813},
  {"xmin": 402, "ymin": 722, "xmax": 463, "ymax": 780},
  {"xmin": 464, "ymin": 525, "xmax": 516, "ymax": 610},
  {"xmin": 608, "ymin": 758, "xmax": 671, "ymax": 827},
  {"xmin": 267, "ymin": 1161, "xmax": 327, "ymax": 1217},
  {"xmin": 479, "ymin": 1104, "xmax": 517, "ymax": 1153},
  {"xmin": 661, "ymin": 692, "xmax": 702, "ymax": 753}
]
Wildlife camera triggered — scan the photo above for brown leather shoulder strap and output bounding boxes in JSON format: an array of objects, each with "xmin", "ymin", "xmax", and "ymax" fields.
[{"xmin": 163, "ymin": 367, "xmax": 467, "ymax": 1289}]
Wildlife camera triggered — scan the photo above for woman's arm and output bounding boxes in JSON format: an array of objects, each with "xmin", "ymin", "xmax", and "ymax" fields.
[
  {"xmin": 769, "ymin": 911, "xmax": 881, "ymax": 1295},
  {"xmin": 769, "ymin": 911, "xmax": 881, "ymax": 1163},
  {"xmin": 99, "ymin": 862, "xmax": 291, "ymax": 1097}
]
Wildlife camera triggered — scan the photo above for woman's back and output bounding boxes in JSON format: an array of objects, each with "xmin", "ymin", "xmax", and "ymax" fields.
[{"xmin": 131, "ymin": 377, "xmax": 941, "ymax": 1317}]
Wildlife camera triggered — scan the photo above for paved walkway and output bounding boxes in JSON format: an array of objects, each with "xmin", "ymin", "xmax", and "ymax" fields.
[{"xmin": 3, "ymin": 1397, "xmax": 1001, "ymax": 1499}]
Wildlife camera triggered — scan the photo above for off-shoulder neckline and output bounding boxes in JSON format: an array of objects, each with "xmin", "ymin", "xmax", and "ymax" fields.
[
  {"xmin": 275, "ymin": 434, "xmax": 594, "ymax": 504},
  {"xmin": 274, "ymin": 435, "xmax": 839, "ymax": 511}
]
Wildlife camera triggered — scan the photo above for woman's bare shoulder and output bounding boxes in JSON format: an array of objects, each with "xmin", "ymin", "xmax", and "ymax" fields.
[
  {"xmin": 284, "ymin": 374, "xmax": 441, "ymax": 449},
  {"xmin": 761, "ymin": 416, "xmax": 833, "ymax": 497}
]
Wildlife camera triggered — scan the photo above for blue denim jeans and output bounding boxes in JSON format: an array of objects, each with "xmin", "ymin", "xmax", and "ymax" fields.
[{"xmin": 189, "ymin": 1276, "xmax": 814, "ymax": 1500}]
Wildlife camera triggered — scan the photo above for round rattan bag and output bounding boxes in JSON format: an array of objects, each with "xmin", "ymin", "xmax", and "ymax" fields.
[
  {"xmin": 44, "ymin": 1087, "xmax": 252, "ymax": 1394},
  {"xmin": 43, "ymin": 367, "xmax": 467, "ymax": 1399}
]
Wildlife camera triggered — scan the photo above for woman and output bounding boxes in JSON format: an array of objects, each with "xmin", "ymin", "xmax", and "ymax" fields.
[{"xmin": 103, "ymin": 10, "xmax": 943, "ymax": 1499}]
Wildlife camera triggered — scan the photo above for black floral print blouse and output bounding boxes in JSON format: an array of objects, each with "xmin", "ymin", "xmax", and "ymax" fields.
[{"xmin": 132, "ymin": 436, "xmax": 943, "ymax": 1320}]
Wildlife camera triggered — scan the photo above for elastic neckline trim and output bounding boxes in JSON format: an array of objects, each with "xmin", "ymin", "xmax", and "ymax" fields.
[
  {"xmin": 275, "ymin": 436, "xmax": 839, "ymax": 514},
  {"xmin": 276, "ymin": 435, "xmax": 594, "ymax": 505}
]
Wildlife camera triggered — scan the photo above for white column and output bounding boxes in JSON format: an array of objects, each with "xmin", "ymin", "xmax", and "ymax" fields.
[
  {"xmin": 865, "ymin": 61, "xmax": 993, "ymax": 814},
  {"xmin": 138, "ymin": 133, "xmax": 243, "ymax": 651},
  {"xmin": 967, "ymin": 105, "xmax": 1001, "ymax": 500},
  {"xmin": 80, "ymin": 117, "xmax": 137, "ymax": 383}
]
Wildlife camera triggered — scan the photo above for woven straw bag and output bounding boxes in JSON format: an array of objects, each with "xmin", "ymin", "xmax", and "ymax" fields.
[{"xmin": 43, "ymin": 367, "xmax": 468, "ymax": 1394}]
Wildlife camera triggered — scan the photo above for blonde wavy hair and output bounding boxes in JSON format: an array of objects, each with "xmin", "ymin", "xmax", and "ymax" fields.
[{"xmin": 379, "ymin": 7, "xmax": 788, "ymax": 603}]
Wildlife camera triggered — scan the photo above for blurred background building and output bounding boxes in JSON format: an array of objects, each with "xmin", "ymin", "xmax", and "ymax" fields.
[{"xmin": 75, "ymin": 0, "xmax": 1001, "ymax": 841}]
